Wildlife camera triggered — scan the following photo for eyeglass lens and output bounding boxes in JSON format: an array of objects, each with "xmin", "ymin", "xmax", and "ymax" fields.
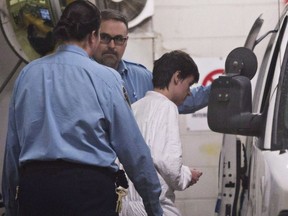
[{"xmin": 100, "ymin": 33, "xmax": 127, "ymax": 45}]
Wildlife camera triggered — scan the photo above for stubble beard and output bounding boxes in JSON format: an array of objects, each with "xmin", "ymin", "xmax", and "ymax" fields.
[{"xmin": 101, "ymin": 53, "xmax": 119, "ymax": 69}]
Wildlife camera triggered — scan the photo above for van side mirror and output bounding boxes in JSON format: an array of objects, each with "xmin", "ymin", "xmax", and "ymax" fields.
[
  {"xmin": 207, "ymin": 47, "xmax": 262, "ymax": 136},
  {"xmin": 225, "ymin": 47, "xmax": 258, "ymax": 80}
]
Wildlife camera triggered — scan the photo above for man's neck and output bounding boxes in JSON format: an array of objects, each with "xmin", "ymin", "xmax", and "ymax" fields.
[{"xmin": 154, "ymin": 88, "xmax": 171, "ymax": 100}]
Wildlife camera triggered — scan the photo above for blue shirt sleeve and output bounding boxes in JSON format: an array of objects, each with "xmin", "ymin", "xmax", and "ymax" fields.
[
  {"xmin": 100, "ymin": 76, "xmax": 163, "ymax": 215},
  {"xmin": 178, "ymin": 84, "xmax": 211, "ymax": 114}
]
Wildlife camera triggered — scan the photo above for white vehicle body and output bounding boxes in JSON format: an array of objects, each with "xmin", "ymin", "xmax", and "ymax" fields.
[{"xmin": 209, "ymin": 5, "xmax": 288, "ymax": 216}]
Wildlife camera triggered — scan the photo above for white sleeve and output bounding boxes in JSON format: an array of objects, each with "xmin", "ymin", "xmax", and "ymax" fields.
[{"xmin": 152, "ymin": 103, "xmax": 192, "ymax": 191}]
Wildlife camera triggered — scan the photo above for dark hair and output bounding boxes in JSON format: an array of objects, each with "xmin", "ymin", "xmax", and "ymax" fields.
[
  {"xmin": 100, "ymin": 9, "xmax": 128, "ymax": 30},
  {"xmin": 152, "ymin": 50, "xmax": 199, "ymax": 89},
  {"xmin": 53, "ymin": 0, "xmax": 101, "ymax": 42}
]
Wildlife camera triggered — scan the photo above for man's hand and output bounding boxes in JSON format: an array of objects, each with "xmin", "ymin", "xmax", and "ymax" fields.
[{"xmin": 190, "ymin": 168, "xmax": 203, "ymax": 186}]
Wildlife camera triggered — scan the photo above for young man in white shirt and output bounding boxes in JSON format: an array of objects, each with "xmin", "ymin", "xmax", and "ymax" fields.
[{"xmin": 122, "ymin": 50, "xmax": 203, "ymax": 216}]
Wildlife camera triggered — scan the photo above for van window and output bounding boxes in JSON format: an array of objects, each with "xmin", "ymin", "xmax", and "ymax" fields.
[{"xmin": 273, "ymin": 43, "xmax": 288, "ymax": 151}]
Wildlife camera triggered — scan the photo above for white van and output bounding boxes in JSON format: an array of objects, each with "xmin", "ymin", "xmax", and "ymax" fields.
[{"xmin": 208, "ymin": 5, "xmax": 288, "ymax": 216}]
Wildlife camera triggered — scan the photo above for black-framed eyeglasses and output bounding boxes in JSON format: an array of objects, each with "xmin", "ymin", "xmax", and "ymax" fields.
[{"xmin": 100, "ymin": 33, "xmax": 128, "ymax": 46}]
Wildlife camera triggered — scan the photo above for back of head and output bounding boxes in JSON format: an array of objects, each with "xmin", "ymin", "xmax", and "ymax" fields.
[
  {"xmin": 152, "ymin": 50, "xmax": 199, "ymax": 89},
  {"xmin": 100, "ymin": 9, "xmax": 128, "ymax": 29},
  {"xmin": 53, "ymin": 0, "xmax": 101, "ymax": 42}
]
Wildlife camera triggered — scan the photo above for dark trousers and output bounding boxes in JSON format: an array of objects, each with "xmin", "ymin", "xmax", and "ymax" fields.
[{"xmin": 19, "ymin": 161, "xmax": 118, "ymax": 216}]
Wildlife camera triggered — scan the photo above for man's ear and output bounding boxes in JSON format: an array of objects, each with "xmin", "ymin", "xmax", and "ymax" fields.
[
  {"xmin": 173, "ymin": 70, "xmax": 181, "ymax": 84},
  {"xmin": 91, "ymin": 30, "xmax": 99, "ymax": 42}
]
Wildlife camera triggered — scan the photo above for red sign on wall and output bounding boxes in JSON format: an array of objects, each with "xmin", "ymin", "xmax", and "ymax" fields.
[{"xmin": 202, "ymin": 69, "xmax": 224, "ymax": 86}]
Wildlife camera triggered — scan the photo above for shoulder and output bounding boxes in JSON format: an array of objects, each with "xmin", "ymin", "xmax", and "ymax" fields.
[
  {"xmin": 17, "ymin": 55, "xmax": 51, "ymax": 79},
  {"xmin": 122, "ymin": 60, "xmax": 152, "ymax": 82},
  {"xmin": 133, "ymin": 92, "xmax": 177, "ymax": 112},
  {"xmin": 123, "ymin": 59, "xmax": 148, "ymax": 70},
  {"xmin": 161, "ymin": 99, "xmax": 178, "ymax": 114},
  {"xmin": 122, "ymin": 60, "xmax": 151, "ymax": 74},
  {"xmin": 90, "ymin": 62, "xmax": 123, "ymax": 87}
]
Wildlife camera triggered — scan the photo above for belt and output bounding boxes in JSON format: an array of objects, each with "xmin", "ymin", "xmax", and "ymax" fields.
[{"xmin": 20, "ymin": 160, "xmax": 114, "ymax": 177}]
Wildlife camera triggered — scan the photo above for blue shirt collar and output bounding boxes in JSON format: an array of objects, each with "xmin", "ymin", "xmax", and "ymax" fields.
[
  {"xmin": 57, "ymin": 44, "xmax": 89, "ymax": 58},
  {"xmin": 117, "ymin": 60, "xmax": 128, "ymax": 76}
]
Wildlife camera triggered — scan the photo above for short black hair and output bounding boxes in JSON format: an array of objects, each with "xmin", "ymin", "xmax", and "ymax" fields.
[
  {"xmin": 100, "ymin": 9, "xmax": 128, "ymax": 30},
  {"xmin": 53, "ymin": 0, "xmax": 101, "ymax": 42},
  {"xmin": 152, "ymin": 50, "xmax": 199, "ymax": 89}
]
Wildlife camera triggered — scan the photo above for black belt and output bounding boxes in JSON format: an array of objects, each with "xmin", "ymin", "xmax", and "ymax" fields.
[{"xmin": 20, "ymin": 160, "xmax": 114, "ymax": 178}]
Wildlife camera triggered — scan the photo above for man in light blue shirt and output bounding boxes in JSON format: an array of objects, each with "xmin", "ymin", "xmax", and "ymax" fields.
[
  {"xmin": 2, "ymin": 1, "xmax": 162, "ymax": 215},
  {"xmin": 94, "ymin": 9, "xmax": 210, "ymax": 112}
]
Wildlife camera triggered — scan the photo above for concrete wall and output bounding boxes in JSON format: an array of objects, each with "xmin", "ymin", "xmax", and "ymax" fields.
[{"xmin": 0, "ymin": 0, "xmax": 284, "ymax": 215}]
